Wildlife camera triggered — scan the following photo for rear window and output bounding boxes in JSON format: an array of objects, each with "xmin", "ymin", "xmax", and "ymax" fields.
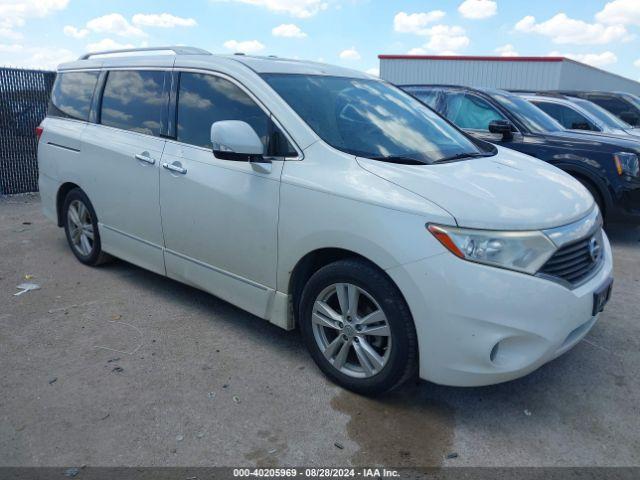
[
  {"xmin": 48, "ymin": 71, "xmax": 99, "ymax": 121},
  {"xmin": 100, "ymin": 70, "xmax": 166, "ymax": 136}
]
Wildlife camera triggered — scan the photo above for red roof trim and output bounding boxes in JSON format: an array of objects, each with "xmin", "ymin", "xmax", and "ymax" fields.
[{"xmin": 378, "ymin": 55, "xmax": 565, "ymax": 62}]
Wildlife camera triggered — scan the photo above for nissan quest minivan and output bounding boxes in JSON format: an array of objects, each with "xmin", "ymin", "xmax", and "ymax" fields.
[{"xmin": 38, "ymin": 47, "xmax": 613, "ymax": 395}]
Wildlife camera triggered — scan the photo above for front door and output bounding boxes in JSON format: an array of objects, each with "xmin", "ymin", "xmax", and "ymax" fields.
[{"xmin": 159, "ymin": 71, "xmax": 297, "ymax": 318}]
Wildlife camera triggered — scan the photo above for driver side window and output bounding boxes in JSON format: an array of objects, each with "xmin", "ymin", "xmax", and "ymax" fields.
[
  {"xmin": 176, "ymin": 72, "xmax": 297, "ymax": 156},
  {"xmin": 444, "ymin": 92, "xmax": 507, "ymax": 131}
]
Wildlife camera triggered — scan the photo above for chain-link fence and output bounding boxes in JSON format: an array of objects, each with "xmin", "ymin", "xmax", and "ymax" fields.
[{"xmin": 0, "ymin": 67, "xmax": 56, "ymax": 195}]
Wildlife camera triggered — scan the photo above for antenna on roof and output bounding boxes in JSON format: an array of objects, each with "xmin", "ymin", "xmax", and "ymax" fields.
[{"xmin": 79, "ymin": 46, "xmax": 211, "ymax": 60}]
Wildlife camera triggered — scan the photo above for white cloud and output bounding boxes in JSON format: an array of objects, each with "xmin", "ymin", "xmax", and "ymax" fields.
[
  {"xmin": 425, "ymin": 25, "xmax": 470, "ymax": 53},
  {"xmin": 407, "ymin": 47, "xmax": 428, "ymax": 55},
  {"xmin": 0, "ymin": 43, "xmax": 23, "ymax": 53},
  {"xmin": 272, "ymin": 23, "xmax": 307, "ymax": 38},
  {"xmin": 64, "ymin": 25, "xmax": 89, "ymax": 38},
  {"xmin": 406, "ymin": 24, "xmax": 470, "ymax": 55},
  {"xmin": 0, "ymin": 0, "xmax": 69, "ymax": 39},
  {"xmin": 213, "ymin": 0, "xmax": 328, "ymax": 18},
  {"xmin": 458, "ymin": 0, "xmax": 497, "ymax": 20},
  {"xmin": 549, "ymin": 50, "xmax": 618, "ymax": 68},
  {"xmin": 86, "ymin": 38, "xmax": 136, "ymax": 53},
  {"xmin": 223, "ymin": 39, "xmax": 265, "ymax": 53},
  {"xmin": 596, "ymin": 0, "xmax": 640, "ymax": 26},
  {"xmin": 0, "ymin": 28, "xmax": 22, "ymax": 40},
  {"xmin": 86, "ymin": 14, "xmax": 146, "ymax": 38},
  {"xmin": 495, "ymin": 43, "xmax": 518, "ymax": 56},
  {"xmin": 365, "ymin": 67, "xmax": 379, "ymax": 76},
  {"xmin": 1, "ymin": 46, "xmax": 75, "ymax": 70},
  {"xmin": 132, "ymin": 13, "xmax": 197, "ymax": 28},
  {"xmin": 339, "ymin": 47, "xmax": 360, "ymax": 60},
  {"xmin": 635, "ymin": 59, "xmax": 640, "ymax": 68},
  {"xmin": 393, "ymin": 11, "xmax": 446, "ymax": 34},
  {"xmin": 394, "ymin": 13, "xmax": 469, "ymax": 55},
  {"xmin": 514, "ymin": 13, "xmax": 631, "ymax": 45}
]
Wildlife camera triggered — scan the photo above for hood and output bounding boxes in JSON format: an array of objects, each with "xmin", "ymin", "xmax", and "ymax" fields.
[{"xmin": 357, "ymin": 147, "xmax": 594, "ymax": 230}]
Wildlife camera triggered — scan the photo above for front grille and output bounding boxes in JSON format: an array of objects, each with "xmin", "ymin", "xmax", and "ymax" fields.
[{"xmin": 539, "ymin": 234, "xmax": 601, "ymax": 286}]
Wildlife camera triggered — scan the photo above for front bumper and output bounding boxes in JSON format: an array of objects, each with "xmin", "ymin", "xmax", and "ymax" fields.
[
  {"xmin": 386, "ymin": 231, "xmax": 613, "ymax": 387},
  {"xmin": 608, "ymin": 178, "xmax": 640, "ymax": 224}
]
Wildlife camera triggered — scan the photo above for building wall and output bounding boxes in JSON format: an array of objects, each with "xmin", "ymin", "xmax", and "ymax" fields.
[
  {"xmin": 380, "ymin": 58, "xmax": 563, "ymax": 89},
  {"xmin": 379, "ymin": 57, "xmax": 640, "ymax": 96},
  {"xmin": 559, "ymin": 60, "xmax": 640, "ymax": 96}
]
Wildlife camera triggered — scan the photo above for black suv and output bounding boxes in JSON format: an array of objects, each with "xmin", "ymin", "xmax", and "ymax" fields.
[
  {"xmin": 401, "ymin": 85, "xmax": 640, "ymax": 224},
  {"xmin": 555, "ymin": 91, "xmax": 640, "ymax": 127}
]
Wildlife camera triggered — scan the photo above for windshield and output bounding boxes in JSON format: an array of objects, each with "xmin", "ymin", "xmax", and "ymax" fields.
[
  {"xmin": 572, "ymin": 98, "xmax": 631, "ymax": 129},
  {"xmin": 261, "ymin": 74, "xmax": 491, "ymax": 164},
  {"xmin": 492, "ymin": 92, "xmax": 564, "ymax": 134}
]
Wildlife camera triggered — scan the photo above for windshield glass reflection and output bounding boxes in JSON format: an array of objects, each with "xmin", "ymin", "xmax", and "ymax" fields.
[{"xmin": 262, "ymin": 74, "xmax": 492, "ymax": 164}]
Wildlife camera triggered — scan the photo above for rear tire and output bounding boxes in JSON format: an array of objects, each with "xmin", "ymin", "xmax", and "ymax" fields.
[
  {"xmin": 299, "ymin": 259, "xmax": 418, "ymax": 396},
  {"xmin": 62, "ymin": 188, "xmax": 112, "ymax": 266}
]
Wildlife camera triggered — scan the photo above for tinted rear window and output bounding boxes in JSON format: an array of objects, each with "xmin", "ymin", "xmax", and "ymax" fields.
[
  {"xmin": 48, "ymin": 71, "xmax": 99, "ymax": 121},
  {"xmin": 100, "ymin": 70, "xmax": 166, "ymax": 136}
]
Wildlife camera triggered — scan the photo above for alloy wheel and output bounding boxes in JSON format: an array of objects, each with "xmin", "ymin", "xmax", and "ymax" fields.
[
  {"xmin": 311, "ymin": 283, "xmax": 392, "ymax": 378},
  {"xmin": 67, "ymin": 199, "xmax": 95, "ymax": 257}
]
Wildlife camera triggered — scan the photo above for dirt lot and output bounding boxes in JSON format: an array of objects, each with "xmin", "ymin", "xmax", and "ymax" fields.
[{"xmin": 1, "ymin": 194, "xmax": 639, "ymax": 468}]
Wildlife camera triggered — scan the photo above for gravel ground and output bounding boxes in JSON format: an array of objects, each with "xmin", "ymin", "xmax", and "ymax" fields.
[{"xmin": 1, "ymin": 194, "xmax": 639, "ymax": 468}]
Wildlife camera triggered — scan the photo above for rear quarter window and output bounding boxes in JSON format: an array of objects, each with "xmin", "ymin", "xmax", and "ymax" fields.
[
  {"xmin": 100, "ymin": 70, "xmax": 166, "ymax": 136},
  {"xmin": 48, "ymin": 71, "xmax": 99, "ymax": 121}
]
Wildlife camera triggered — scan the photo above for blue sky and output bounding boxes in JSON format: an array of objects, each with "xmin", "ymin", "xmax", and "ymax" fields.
[{"xmin": 0, "ymin": 0, "xmax": 639, "ymax": 80}]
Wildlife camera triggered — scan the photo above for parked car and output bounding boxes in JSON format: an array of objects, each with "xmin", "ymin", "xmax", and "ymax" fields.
[
  {"xmin": 556, "ymin": 91, "xmax": 640, "ymax": 127},
  {"xmin": 39, "ymin": 47, "xmax": 613, "ymax": 394},
  {"xmin": 518, "ymin": 93, "xmax": 640, "ymax": 138},
  {"xmin": 402, "ymin": 85, "xmax": 640, "ymax": 224}
]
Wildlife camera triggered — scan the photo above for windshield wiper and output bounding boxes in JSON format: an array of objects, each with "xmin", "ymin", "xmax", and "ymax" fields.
[
  {"xmin": 436, "ymin": 152, "xmax": 494, "ymax": 163},
  {"xmin": 366, "ymin": 155, "xmax": 429, "ymax": 165}
]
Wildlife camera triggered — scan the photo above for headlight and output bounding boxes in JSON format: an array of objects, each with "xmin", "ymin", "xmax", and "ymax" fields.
[
  {"xmin": 614, "ymin": 152, "xmax": 639, "ymax": 177},
  {"xmin": 427, "ymin": 224, "xmax": 557, "ymax": 274}
]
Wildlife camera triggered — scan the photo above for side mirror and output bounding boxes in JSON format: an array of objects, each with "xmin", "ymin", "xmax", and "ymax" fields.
[
  {"xmin": 571, "ymin": 122, "xmax": 592, "ymax": 131},
  {"xmin": 488, "ymin": 120, "xmax": 514, "ymax": 141},
  {"xmin": 211, "ymin": 120, "xmax": 271, "ymax": 173}
]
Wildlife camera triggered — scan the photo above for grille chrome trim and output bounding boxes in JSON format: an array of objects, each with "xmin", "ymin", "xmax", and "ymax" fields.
[
  {"xmin": 543, "ymin": 207, "xmax": 602, "ymax": 248},
  {"xmin": 537, "ymin": 228, "xmax": 605, "ymax": 290}
]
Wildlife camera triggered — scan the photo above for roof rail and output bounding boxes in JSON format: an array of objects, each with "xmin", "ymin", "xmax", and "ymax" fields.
[{"xmin": 78, "ymin": 46, "xmax": 211, "ymax": 60}]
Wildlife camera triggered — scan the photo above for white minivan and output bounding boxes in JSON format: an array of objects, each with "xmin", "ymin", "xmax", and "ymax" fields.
[{"xmin": 38, "ymin": 47, "xmax": 613, "ymax": 394}]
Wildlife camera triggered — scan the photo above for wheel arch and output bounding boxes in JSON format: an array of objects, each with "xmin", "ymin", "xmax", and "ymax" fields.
[
  {"xmin": 553, "ymin": 163, "xmax": 612, "ymax": 216},
  {"xmin": 287, "ymin": 247, "xmax": 407, "ymax": 327},
  {"xmin": 56, "ymin": 182, "xmax": 82, "ymax": 227}
]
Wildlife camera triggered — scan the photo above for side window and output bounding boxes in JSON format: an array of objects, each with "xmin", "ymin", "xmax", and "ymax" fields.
[
  {"xmin": 408, "ymin": 89, "xmax": 440, "ymax": 110},
  {"xmin": 535, "ymin": 102, "xmax": 596, "ymax": 131},
  {"xmin": 100, "ymin": 70, "xmax": 165, "ymax": 136},
  {"xmin": 176, "ymin": 72, "xmax": 296, "ymax": 156},
  {"xmin": 48, "ymin": 71, "xmax": 99, "ymax": 121},
  {"xmin": 444, "ymin": 92, "xmax": 506, "ymax": 130},
  {"xmin": 587, "ymin": 96, "xmax": 629, "ymax": 116}
]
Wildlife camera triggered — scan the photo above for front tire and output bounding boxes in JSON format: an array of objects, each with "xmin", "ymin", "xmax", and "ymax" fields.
[
  {"xmin": 299, "ymin": 259, "xmax": 418, "ymax": 395},
  {"xmin": 63, "ymin": 188, "xmax": 111, "ymax": 266},
  {"xmin": 576, "ymin": 177, "xmax": 605, "ymax": 219}
]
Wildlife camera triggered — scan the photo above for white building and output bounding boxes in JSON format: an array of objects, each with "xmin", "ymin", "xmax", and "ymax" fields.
[{"xmin": 379, "ymin": 55, "xmax": 640, "ymax": 96}]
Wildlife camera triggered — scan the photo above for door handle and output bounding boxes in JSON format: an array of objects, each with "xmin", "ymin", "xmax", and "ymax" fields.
[
  {"xmin": 135, "ymin": 153, "xmax": 155, "ymax": 165},
  {"xmin": 162, "ymin": 162, "xmax": 187, "ymax": 174}
]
